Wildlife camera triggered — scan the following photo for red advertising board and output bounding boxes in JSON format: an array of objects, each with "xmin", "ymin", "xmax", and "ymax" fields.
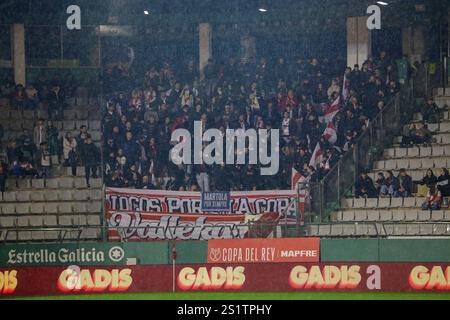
[
  {"xmin": 1, "ymin": 263, "xmax": 449, "ymax": 297},
  {"xmin": 207, "ymin": 238, "xmax": 320, "ymax": 264}
]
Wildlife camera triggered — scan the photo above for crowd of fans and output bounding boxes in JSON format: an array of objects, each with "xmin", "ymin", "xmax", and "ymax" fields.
[
  {"xmin": 101, "ymin": 52, "xmax": 405, "ymax": 191},
  {"xmin": 0, "ymin": 76, "xmax": 101, "ymax": 192}
]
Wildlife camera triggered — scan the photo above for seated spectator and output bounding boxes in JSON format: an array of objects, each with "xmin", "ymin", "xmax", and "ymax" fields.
[
  {"xmin": 401, "ymin": 123, "xmax": 432, "ymax": 147},
  {"xmin": 380, "ymin": 170, "xmax": 399, "ymax": 197},
  {"xmin": 421, "ymin": 97, "xmax": 440, "ymax": 123},
  {"xmin": 437, "ymin": 168, "xmax": 450, "ymax": 198},
  {"xmin": 355, "ymin": 171, "xmax": 377, "ymax": 198},
  {"xmin": 397, "ymin": 168, "xmax": 413, "ymax": 197},
  {"xmin": 375, "ymin": 172, "xmax": 385, "ymax": 196},
  {"xmin": 421, "ymin": 185, "xmax": 442, "ymax": 211},
  {"xmin": 415, "ymin": 169, "xmax": 437, "ymax": 197}
]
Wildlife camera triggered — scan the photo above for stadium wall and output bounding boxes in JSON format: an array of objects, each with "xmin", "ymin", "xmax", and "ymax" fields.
[{"xmin": 1, "ymin": 239, "xmax": 449, "ymax": 268}]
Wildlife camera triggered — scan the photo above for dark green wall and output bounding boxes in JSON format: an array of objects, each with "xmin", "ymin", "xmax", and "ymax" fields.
[{"xmin": 321, "ymin": 239, "xmax": 450, "ymax": 262}]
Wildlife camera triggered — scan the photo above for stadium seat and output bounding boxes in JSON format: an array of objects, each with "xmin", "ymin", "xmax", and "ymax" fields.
[
  {"xmin": 394, "ymin": 225, "xmax": 407, "ymax": 235},
  {"xmin": 395, "ymin": 148, "xmax": 407, "ymax": 158},
  {"xmin": 2, "ymin": 192, "xmax": 17, "ymax": 202},
  {"xmin": 384, "ymin": 148, "xmax": 395, "ymax": 158},
  {"xmin": 403, "ymin": 197, "xmax": 416, "ymax": 208},
  {"xmin": 73, "ymin": 190, "xmax": 88, "ymax": 201},
  {"xmin": 341, "ymin": 198, "xmax": 353, "ymax": 208},
  {"xmin": 365, "ymin": 198, "xmax": 378, "ymax": 208},
  {"xmin": 444, "ymin": 146, "xmax": 450, "ymax": 156},
  {"xmin": 17, "ymin": 191, "xmax": 31, "ymax": 202},
  {"xmin": 409, "ymin": 159, "xmax": 421, "ymax": 170},
  {"xmin": 44, "ymin": 203, "xmax": 59, "ymax": 214},
  {"xmin": 87, "ymin": 202, "xmax": 102, "ymax": 213},
  {"xmin": 16, "ymin": 203, "xmax": 30, "ymax": 214},
  {"xmin": 404, "ymin": 210, "xmax": 418, "ymax": 221},
  {"xmin": 18, "ymin": 231, "xmax": 32, "ymax": 241},
  {"xmin": 58, "ymin": 203, "xmax": 73, "ymax": 213},
  {"xmin": 390, "ymin": 197, "xmax": 403, "ymax": 208},
  {"xmin": 378, "ymin": 197, "xmax": 391, "ymax": 209},
  {"xmin": 30, "ymin": 203, "xmax": 45, "ymax": 214},
  {"xmin": 407, "ymin": 148, "xmax": 420, "ymax": 157},
  {"xmin": 45, "ymin": 179, "xmax": 59, "ymax": 189},
  {"xmin": 431, "ymin": 210, "xmax": 444, "ymax": 221},
  {"xmin": 31, "ymin": 179, "xmax": 45, "ymax": 188},
  {"xmin": 444, "ymin": 211, "xmax": 450, "ymax": 221},
  {"xmin": 29, "ymin": 216, "xmax": 43, "ymax": 227},
  {"xmin": 44, "ymin": 191, "xmax": 59, "ymax": 201},
  {"xmin": 59, "ymin": 178, "xmax": 74, "ymax": 189},
  {"xmin": 1, "ymin": 204, "xmax": 16, "ymax": 214},
  {"xmin": 318, "ymin": 225, "xmax": 331, "ymax": 237},
  {"xmin": 58, "ymin": 216, "xmax": 73, "ymax": 226},
  {"xmin": 374, "ymin": 161, "xmax": 385, "ymax": 170},
  {"xmin": 440, "ymin": 122, "xmax": 450, "ymax": 132},
  {"xmin": 59, "ymin": 190, "xmax": 73, "ymax": 201},
  {"xmin": 428, "ymin": 123, "xmax": 439, "ymax": 132},
  {"xmin": 353, "ymin": 198, "xmax": 366, "ymax": 208},
  {"xmin": 379, "ymin": 210, "xmax": 392, "ymax": 221},
  {"xmin": 330, "ymin": 225, "xmax": 343, "ymax": 236},
  {"xmin": 384, "ymin": 160, "xmax": 396, "ymax": 170},
  {"xmin": 343, "ymin": 224, "xmax": 356, "ymax": 236},
  {"xmin": 366, "ymin": 224, "xmax": 377, "ymax": 236},
  {"xmin": 415, "ymin": 197, "xmax": 427, "ymax": 207},
  {"xmin": 419, "ymin": 224, "xmax": 433, "ymax": 235},
  {"xmin": 407, "ymin": 224, "xmax": 420, "ymax": 236},
  {"xmin": 392, "ymin": 211, "xmax": 405, "ymax": 221},
  {"xmin": 72, "ymin": 215, "xmax": 87, "ymax": 226},
  {"xmin": 434, "ymin": 158, "xmax": 447, "ymax": 168},
  {"xmin": 87, "ymin": 215, "xmax": 101, "ymax": 226},
  {"xmin": 421, "ymin": 159, "xmax": 434, "ymax": 168},
  {"xmin": 43, "ymin": 216, "xmax": 57, "ymax": 226},
  {"xmin": 89, "ymin": 190, "xmax": 102, "ymax": 201},
  {"xmin": 396, "ymin": 159, "xmax": 409, "ymax": 170},
  {"xmin": 81, "ymin": 228, "xmax": 100, "ymax": 239},
  {"xmin": 441, "ymin": 134, "xmax": 450, "ymax": 144},
  {"xmin": 73, "ymin": 203, "xmax": 87, "ymax": 213},
  {"xmin": 366, "ymin": 210, "xmax": 380, "ymax": 222},
  {"xmin": 432, "ymin": 146, "xmax": 445, "ymax": 156},
  {"xmin": 342, "ymin": 211, "xmax": 355, "ymax": 222},
  {"xmin": 90, "ymin": 179, "xmax": 103, "ymax": 189},
  {"xmin": 0, "ymin": 216, "xmax": 16, "ymax": 227},
  {"xmin": 17, "ymin": 216, "xmax": 29, "ymax": 227},
  {"xmin": 30, "ymin": 192, "xmax": 45, "ymax": 202},
  {"xmin": 354, "ymin": 211, "xmax": 367, "ymax": 221}
]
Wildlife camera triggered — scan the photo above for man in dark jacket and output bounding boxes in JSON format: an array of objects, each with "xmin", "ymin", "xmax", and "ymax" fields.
[
  {"xmin": 398, "ymin": 168, "xmax": 413, "ymax": 197},
  {"xmin": 81, "ymin": 136, "xmax": 99, "ymax": 187},
  {"xmin": 355, "ymin": 171, "xmax": 377, "ymax": 198}
]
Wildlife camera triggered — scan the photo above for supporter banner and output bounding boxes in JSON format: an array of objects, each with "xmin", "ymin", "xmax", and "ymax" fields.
[
  {"xmin": 106, "ymin": 188, "xmax": 303, "ymax": 241},
  {"xmin": 1, "ymin": 263, "xmax": 449, "ymax": 296},
  {"xmin": 0, "ymin": 242, "xmax": 169, "ymax": 267},
  {"xmin": 207, "ymin": 238, "xmax": 320, "ymax": 264}
]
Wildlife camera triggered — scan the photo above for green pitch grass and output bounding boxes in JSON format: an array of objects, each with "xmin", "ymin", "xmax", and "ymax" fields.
[{"xmin": 7, "ymin": 292, "xmax": 450, "ymax": 300}]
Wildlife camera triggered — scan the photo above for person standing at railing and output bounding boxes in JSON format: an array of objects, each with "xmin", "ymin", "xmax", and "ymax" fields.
[
  {"xmin": 81, "ymin": 136, "xmax": 100, "ymax": 188},
  {"xmin": 0, "ymin": 161, "xmax": 7, "ymax": 196}
]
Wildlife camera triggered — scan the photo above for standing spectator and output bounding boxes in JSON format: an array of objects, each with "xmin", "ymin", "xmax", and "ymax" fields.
[
  {"xmin": 37, "ymin": 142, "xmax": 51, "ymax": 179},
  {"xmin": 33, "ymin": 119, "xmax": 47, "ymax": 149},
  {"xmin": 421, "ymin": 97, "xmax": 440, "ymax": 123},
  {"xmin": 46, "ymin": 120, "xmax": 60, "ymax": 163},
  {"xmin": 81, "ymin": 136, "xmax": 100, "ymax": 188},
  {"xmin": 63, "ymin": 132, "xmax": 78, "ymax": 176},
  {"xmin": 0, "ymin": 161, "xmax": 7, "ymax": 196}
]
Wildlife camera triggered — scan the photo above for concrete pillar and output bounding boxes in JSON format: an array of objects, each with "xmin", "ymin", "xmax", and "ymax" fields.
[
  {"xmin": 11, "ymin": 23, "xmax": 26, "ymax": 86},
  {"xmin": 402, "ymin": 26, "xmax": 425, "ymax": 64},
  {"xmin": 199, "ymin": 23, "xmax": 212, "ymax": 80},
  {"xmin": 240, "ymin": 35, "xmax": 256, "ymax": 62},
  {"xmin": 347, "ymin": 17, "xmax": 372, "ymax": 68}
]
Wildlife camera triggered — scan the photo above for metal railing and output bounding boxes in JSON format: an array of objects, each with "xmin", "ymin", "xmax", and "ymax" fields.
[{"xmin": 307, "ymin": 84, "xmax": 415, "ymax": 223}]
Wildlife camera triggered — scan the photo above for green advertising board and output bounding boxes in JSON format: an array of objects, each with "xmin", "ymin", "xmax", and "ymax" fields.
[{"xmin": 0, "ymin": 242, "xmax": 169, "ymax": 267}]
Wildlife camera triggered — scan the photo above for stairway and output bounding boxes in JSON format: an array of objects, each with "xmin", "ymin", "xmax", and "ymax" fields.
[
  {"xmin": 0, "ymin": 93, "xmax": 103, "ymax": 242},
  {"xmin": 306, "ymin": 88, "xmax": 450, "ymax": 238}
]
